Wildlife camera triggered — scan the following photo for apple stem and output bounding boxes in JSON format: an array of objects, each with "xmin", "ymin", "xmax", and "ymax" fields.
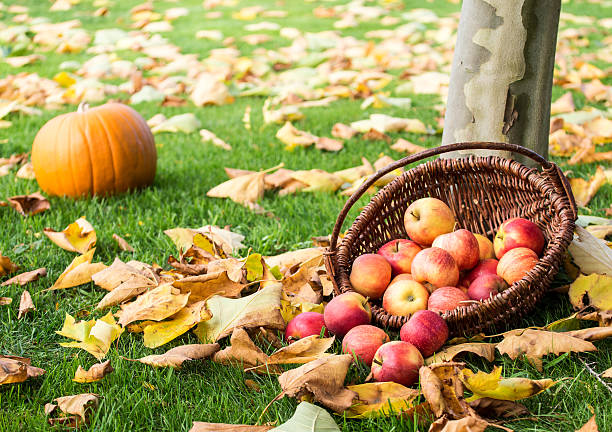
[{"xmin": 372, "ymin": 358, "xmax": 383, "ymax": 367}]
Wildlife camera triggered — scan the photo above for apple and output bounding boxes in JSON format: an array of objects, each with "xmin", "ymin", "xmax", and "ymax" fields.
[
  {"xmin": 411, "ymin": 247, "xmax": 459, "ymax": 290},
  {"xmin": 467, "ymin": 274, "xmax": 507, "ymax": 301},
  {"xmin": 427, "ymin": 287, "xmax": 470, "ymax": 313},
  {"xmin": 431, "ymin": 229, "xmax": 480, "ymax": 270},
  {"xmin": 404, "ymin": 198, "xmax": 456, "ymax": 246},
  {"xmin": 494, "ymin": 218, "xmax": 545, "ymax": 259},
  {"xmin": 285, "ymin": 312, "xmax": 329, "ymax": 342},
  {"xmin": 371, "ymin": 341, "xmax": 424, "ymax": 387},
  {"xmin": 474, "ymin": 234, "xmax": 495, "ymax": 260},
  {"xmin": 377, "ymin": 239, "xmax": 422, "ymax": 276},
  {"xmin": 464, "ymin": 259, "xmax": 499, "ymax": 286},
  {"xmin": 382, "ymin": 279, "xmax": 429, "ymax": 316},
  {"xmin": 349, "ymin": 254, "xmax": 392, "ymax": 300},
  {"xmin": 342, "ymin": 325, "xmax": 390, "ymax": 366},
  {"xmin": 497, "ymin": 247, "xmax": 539, "ymax": 285},
  {"xmin": 390, "ymin": 273, "xmax": 414, "ymax": 285},
  {"xmin": 400, "ymin": 310, "xmax": 449, "ymax": 357},
  {"xmin": 323, "ymin": 292, "xmax": 372, "ymax": 337}
]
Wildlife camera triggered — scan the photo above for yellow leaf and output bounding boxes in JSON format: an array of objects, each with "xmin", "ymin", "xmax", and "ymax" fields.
[
  {"xmin": 57, "ymin": 312, "xmax": 124, "ymax": 360},
  {"xmin": 53, "ymin": 71, "xmax": 76, "ymax": 88},
  {"xmin": 207, "ymin": 171, "xmax": 265, "ymax": 205},
  {"xmin": 569, "ymin": 166, "xmax": 607, "ymax": 207},
  {"xmin": 44, "ymin": 217, "xmax": 96, "ymax": 254},
  {"xmin": 173, "ymin": 272, "xmax": 246, "ymax": 303},
  {"xmin": 344, "ymin": 382, "xmax": 420, "ymax": 418},
  {"xmin": 280, "ymin": 299, "xmax": 324, "ymax": 323},
  {"xmin": 568, "ymin": 273, "xmax": 612, "ymax": 311},
  {"xmin": 290, "ymin": 170, "xmax": 344, "ymax": 192},
  {"xmin": 116, "ymin": 284, "xmax": 190, "ymax": 326},
  {"xmin": 143, "ymin": 301, "xmax": 211, "ymax": 348},
  {"xmin": 47, "ymin": 249, "xmax": 106, "ymax": 291},
  {"xmin": 0, "ymin": 254, "xmax": 19, "ymax": 277},
  {"xmin": 132, "ymin": 344, "xmax": 220, "ymax": 368},
  {"xmin": 568, "ymin": 226, "xmax": 612, "ymax": 275},
  {"xmin": 276, "ymin": 122, "xmax": 317, "ymax": 150},
  {"xmin": 194, "ymin": 283, "xmax": 285, "ymax": 342},
  {"xmin": 333, "ymin": 158, "xmax": 374, "ymax": 183},
  {"xmin": 73, "ymin": 360, "xmax": 113, "ymax": 383},
  {"xmin": 460, "ymin": 366, "xmax": 556, "ymax": 402},
  {"xmin": 243, "ymin": 253, "xmax": 263, "ymax": 282},
  {"xmin": 425, "ymin": 343, "xmax": 496, "ymax": 365}
]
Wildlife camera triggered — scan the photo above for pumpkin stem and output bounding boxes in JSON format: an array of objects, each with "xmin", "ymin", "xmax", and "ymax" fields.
[{"xmin": 77, "ymin": 102, "xmax": 90, "ymax": 113}]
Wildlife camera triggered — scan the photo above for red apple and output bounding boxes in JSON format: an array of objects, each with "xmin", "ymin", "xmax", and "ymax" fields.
[
  {"xmin": 390, "ymin": 273, "xmax": 414, "ymax": 285},
  {"xmin": 342, "ymin": 325, "xmax": 390, "ymax": 366},
  {"xmin": 467, "ymin": 274, "xmax": 507, "ymax": 301},
  {"xmin": 404, "ymin": 198, "xmax": 456, "ymax": 246},
  {"xmin": 497, "ymin": 247, "xmax": 539, "ymax": 285},
  {"xmin": 474, "ymin": 234, "xmax": 495, "ymax": 260},
  {"xmin": 323, "ymin": 292, "xmax": 372, "ymax": 337},
  {"xmin": 382, "ymin": 279, "xmax": 429, "ymax": 316},
  {"xmin": 350, "ymin": 254, "xmax": 392, "ymax": 300},
  {"xmin": 432, "ymin": 229, "xmax": 480, "ymax": 270},
  {"xmin": 371, "ymin": 341, "xmax": 424, "ymax": 387},
  {"xmin": 411, "ymin": 247, "xmax": 459, "ymax": 290},
  {"xmin": 427, "ymin": 287, "xmax": 470, "ymax": 313},
  {"xmin": 464, "ymin": 259, "xmax": 499, "ymax": 286},
  {"xmin": 494, "ymin": 218, "xmax": 545, "ymax": 259},
  {"xmin": 400, "ymin": 310, "xmax": 449, "ymax": 357},
  {"xmin": 285, "ymin": 312, "xmax": 329, "ymax": 342},
  {"xmin": 377, "ymin": 239, "xmax": 422, "ymax": 276}
]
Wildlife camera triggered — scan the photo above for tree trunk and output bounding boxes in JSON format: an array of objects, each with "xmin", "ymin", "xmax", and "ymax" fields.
[{"xmin": 441, "ymin": 0, "xmax": 561, "ymax": 165}]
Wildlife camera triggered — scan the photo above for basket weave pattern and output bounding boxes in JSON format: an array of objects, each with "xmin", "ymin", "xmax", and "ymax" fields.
[{"xmin": 325, "ymin": 142, "xmax": 576, "ymax": 337}]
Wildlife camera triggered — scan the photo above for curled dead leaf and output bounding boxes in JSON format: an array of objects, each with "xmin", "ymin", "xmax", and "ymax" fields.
[
  {"xmin": 0, "ymin": 355, "xmax": 45, "ymax": 385},
  {"xmin": 112, "ymin": 234, "xmax": 134, "ymax": 252},
  {"xmin": 18, "ymin": 290, "xmax": 35, "ymax": 319},
  {"xmin": 0, "ymin": 254, "xmax": 19, "ymax": 277},
  {"xmin": 425, "ymin": 343, "xmax": 496, "ymax": 365},
  {"xmin": 73, "ymin": 360, "xmax": 113, "ymax": 383},
  {"xmin": 1, "ymin": 268, "xmax": 46, "ymax": 287},
  {"xmin": 46, "ymin": 249, "xmax": 106, "ymax": 291},
  {"xmin": 44, "ymin": 217, "xmax": 96, "ymax": 254},
  {"xmin": 116, "ymin": 284, "xmax": 189, "ymax": 326},
  {"xmin": 7, "ymin": 192, "xmax": 49, "ymax": 216},
  {"xmin": 131, "ymin": 343, "xmax": 220, "ymax": 368}
]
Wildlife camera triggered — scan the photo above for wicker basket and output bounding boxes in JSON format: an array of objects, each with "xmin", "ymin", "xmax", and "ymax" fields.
[{"xmin": 324, "ymin": 142, "xmax": 577, "ymax": 337}]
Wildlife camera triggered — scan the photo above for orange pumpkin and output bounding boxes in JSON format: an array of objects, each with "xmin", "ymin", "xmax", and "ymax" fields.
[{"xmin": 32, "ymin": 102, "xmax": 157, "ymax": 198}]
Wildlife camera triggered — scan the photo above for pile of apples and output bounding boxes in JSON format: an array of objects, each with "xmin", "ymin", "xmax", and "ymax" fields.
[{"xmin": 284, "ymin": 197, "xmax": 546, "ymax": 387}]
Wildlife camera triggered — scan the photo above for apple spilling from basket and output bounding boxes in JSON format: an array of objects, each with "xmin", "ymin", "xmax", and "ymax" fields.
[{"xmin": 285, "ymin": 197, "xmax": 546, "ymax": 387}]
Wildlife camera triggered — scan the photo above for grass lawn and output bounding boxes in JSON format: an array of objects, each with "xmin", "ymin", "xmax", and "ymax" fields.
[{"xmin": 1, "ymin": 0, "xmax": 611, "ymax": 431}]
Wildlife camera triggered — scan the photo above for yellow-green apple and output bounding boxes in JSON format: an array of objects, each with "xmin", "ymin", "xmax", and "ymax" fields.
[
  {"xmin": 400, "ymin": 310, "xmax": 449, "ymax": 357},
  {"xmin": 463, "ymin": 258, "xmax": 499, "ymax": 286},
  {"xmin": 285, "ymin": 312, "xmax": 329, "ymax": 342},
  {"xmin": 431, "ymin": 229, "xmax": 480, "ymax": 270},
  {"xmin": 474, "ymin": 234, "xmax": 495, "ymax": 260},
  {"xmin": 323, "ymin": 292, "xmax": 372, "ymax": 337},
  {"xmin": 497, "ymin": 247, "xmax": 539, "ymax": 285},
  {"xmin": 467, "ymin": 274, "xmax": 507, "ymax": 301},
  {"xmin": 390, "ymin": 273, "xmax": 414, "ymax": 285},
  {"xmin": 342, "ymin": 325, "xmax": 390, "ymax": 366},
  {"xmin": 377, "ymin": 239, "xmax": 422, "ymax": 276},
  {"xmin": 371, "ymin": 341, "xmax": 424, "ymax": 386},
  {"xmin": 382, "ymin": 279, "xmax": 429, "ymax": 316},
  {"xmin": 411, "ymin": 247, "xmax": 459, "ymax": 290},
  {"xmin": 494, "ymin": 218, "xmax": 545, "ymax": 258},
  {"xmin": 427, "ymin": 287, "xmax": 470, "ymax": 313},
  {"xmin": 349, "ymin": 254, "xmax": 392, "ymax": 300},
  {"xmin": 404, "ymin": 198, "xmax": 455, "ymax": 246}
]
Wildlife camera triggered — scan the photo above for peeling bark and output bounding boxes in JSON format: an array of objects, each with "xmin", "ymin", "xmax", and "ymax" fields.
[{"xmin": 441, "ymin": 0, "xmax": 561, "ymax": 164}]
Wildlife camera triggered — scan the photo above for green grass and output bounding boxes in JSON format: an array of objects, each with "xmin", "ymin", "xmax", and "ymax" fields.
[{"xmin": 1, "ymin": 0, "xmax": 611, "ymax": 431}]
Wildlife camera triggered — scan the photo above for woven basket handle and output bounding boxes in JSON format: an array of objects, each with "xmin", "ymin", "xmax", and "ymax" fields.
[{"xmin": 328, "ymin": 141, "xmax": 577, "ymax": 253}]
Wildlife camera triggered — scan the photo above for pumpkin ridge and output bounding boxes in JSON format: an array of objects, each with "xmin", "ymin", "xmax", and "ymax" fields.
[
  {"xmin": 113, "ymin": 105, "xmax": 146, "ymax": 187},
  {"xmin": 93, "ymin": 109, "xmax": 118, "ymax": 195},
  {"xmin": 81, "ymin": 110, "xmax": 96, "ymax": 196},
  {"xmin": 55, "ymin": 114, "xmax": 71, "ymax": 197}
]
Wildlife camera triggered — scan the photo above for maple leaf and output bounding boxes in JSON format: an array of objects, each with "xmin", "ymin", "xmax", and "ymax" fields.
[
  {"xmin": 116, "ymin": 284, "xmax": 190, "ymax": 326},
  {"xmin": 57, "ymin": 312, "xmax": 124, "ymax": 360},
  {"xmin": 344, "ymin": 382, "xmax": 420, "ymax": 418}
]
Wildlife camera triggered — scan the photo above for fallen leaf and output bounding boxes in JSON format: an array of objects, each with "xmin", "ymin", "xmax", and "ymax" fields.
[
  {"xmin": 551, "ymin": 92, "xmax": 575, "ymax": 115},
  {"xmin": 277, "ymin": 354, "xmax": 357, "ymax": 413},
  {"xmin": 44, "ymin": 217, "xmax": 96, "ymax": 254},
  {"xmin": 264, "ymin": 248, "xmax": 323, "ymax": 275},
  {"xmin": 0, "ymin": 254, "xmax": 19, "ymax": 276},
  {"xmin": 276, "ymin": 122, "xmax": 317, "ymax": 149},
  {"xmin": 570, "ymin": 167, "xmax": 607, "ymax": 207},
  {"xmin": 280, "ymin": 298, "xmax": 324, "ymax": 323},
  {"xmin": 266, "ymin": 335, "xmax": 334, "ymax": 366},
  {"xmin": 270, "ymin": 402, "xmax": 340, "ymax": 431},
  {"xmin": 131, "ymin": 343, "xmax": 220, "ymax": 368},
  {"xmin": 333, "ymin": 158, "xmax": 374, "ymax": 183},
  {"xmin": 0, "ymin": 356, "xmax": 45, "ymax": 385},
  {"xmin": 496, "ymin": 329, "xmax": 596, "ymax": 371},
  {"xmin": 316, "ymin": 137, "xmax": 343, "ymax": 152},
  {"xmin": 143, "ymin": 300, "xmax": 211, "ymax": 348},
  {"xmin": 94, "ymin": 259, "xmax": 158, "ymax": 308},
  {"xmin": 243, "ymin": 253, "xmax": 264, "ymax": 282},
  {"xmin": 112, "ymin": 234, "xmax": 134, "ymax": 252},
  {"xmin": 57, "ymin": 312, "xmax": 124, "ymax": 360},
  {"xmin": 150, "ymin": 113, "xmax": 201, "ymax": 134},
  {"xmin": 207, "ymin": 258, "xmax": 245, "ymax": 283},
  {"xmin": 1, "ymin": 268, "xmax": 46, "ymax": 286},
  {"xmin": 344, "ymin": 382, "xmax": 420, "ymax": 418},
  {"xmin": 116, "ymin": 284, "xmax": 189, "ymax": 326},
  {"xmin": 602, "ymin": 367, "xmax": 612, "ymax": 379},
  {"xmin": 362, "ymin": 128, "xmax": 391, "ymax": 143},
  {"xmin": 391, "ymin": 138, "xmax": 427, "ymax": 154},
  {"xmin": 15, "ymin": 162, "xmax": 35, "ymax": 179},
  {"xmin": 419, "ymin": 362, "xmax": 475, "ymax": 419},
  {"xmin": 569, "ymin": 274, "xmax": 612, "ymax": 312},
  {"xmin": 49, "ymin": 393, "xmax": 99, "ymax": 422},
  {"xmin": 425, "ymin": 343, "xmax": 496, "ymax": 365},
  {"xmin": 332, "ymin": 123, "xmax": 357, "ymax": 139},
  {"xmin": 200, "ymin": 129, "xmax": 232, "ymax": 151},
  {"xmin": 173, "ymin": 272, "xmax": 246, "ymax": 303},
  {"xmin": 73, "ymin": 360, "xmax": 113, "ymax": 383},
  {"xmin": 47, "ymin": 249, "xmax": 107, "ymax": 291},
  {"xmin": 5, "ymin": 54, "xmax": 44, "ymax": 68},
  {"xmin": 568, "ymin": 226, "xmax": 612, "ymax": 275},
  {"xmin": 7, "ymin": 192, "xmax": 49, "ymax": 216},
  {"xmin": 191, "ymin": 73, "xmax": 233, "ymax": 106},
  {"xmin": 281, "ymin": 254, "xmax": 323, "ymax": 295},
  {"xmin": 290, "ymin": 170, "xmax": 344, "ymax": 192},
  {"xmin": 576, "ymin": 415, "xmax": 599, "ymax": 432},
  {"xmin": 428, "ymin": 416, "xmax": 490, "ymax": 432},
  {"xmin": 207, "ymin": 170, "xmax": 266, "ymax": 205},
  {"xmin": 213, "ymin": 328, "xmax": 277, "ymax": 372},
  {"xmin": 468, "ymin": 398, "xmax": 529, "ymax": 418},
  {"xmin": 564, "ymin": 327, "xmax": 612, "ymax": 341},
  {"xmin": 18, "ymin": 290, "xmax": 35, "ymax": 319},
  {"xmin": 194, "ymin": 284, "xmax": 285, "ymax": 342},
  {"xmin": 190, "ymin": 423, "xmax": 272, "ymax": 432},
  {"xmin": 586, "ymin": 225, "xmax": 612, "ymax": 240}
]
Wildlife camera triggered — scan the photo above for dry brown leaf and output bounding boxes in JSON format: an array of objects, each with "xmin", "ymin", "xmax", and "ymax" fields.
[
  {"xmin": 116, "ymin": 284, "xmax": 189, "ymax": 326},
  {"xmin": 207, "ymin": 171, "xmax": 266, "ymax": 205},
  {"xmin": 570, "ymin": 166, "xmax": 607, "ymax": 207},
  {"xmin": 200, "ymin": 129, "xmax": 232, "ymax": 151},
  {"xmin": 496, "ymin": 329, "xmax": 596, "ymax": 371},
  {"xmin": 586, "ymin": 224, "xmax": 612, "ymax": 239},
  {"xmin": 362, "ymin": 128, "xmax": 391, "ymax": 143},
  {"xmin": 282, "ymin": 254, "xmax": 323, "ymax": 295},
  {"xmin": 428, "ymin": 415, "xmax": 490, "ymax": 432},
  {"xmin": 264, "ymin": 248, "xmax": 323, "ymax": 275},
  {"xmin": 73, "ymin": 360, "xmax": 113, "ymax": 383},
  {"xmin": 419, "ymin": 362, "xmax": 476, "ymax": 419},
  {"xmin": 331, "ymin": 123, "xmax": 357, "ymax": 139},
  {"xmin": 7, "ymin": 192, "xmax": 50, "ymax": 216},
  {"xmin": 0, "ymin": 356, "xmax": 45, "ymax": 385},
  {"xmin": 207, "ymin": 258, "xmax": 245, "ymax": 283},
  {"xmin": 18, "ymin": 290, "xmax": 35, "ymax": 319},
  {"xmin": 0, "ymin": 254, "xmax": 19, "ymax": 277},
  {"xmin": 264, "ymin": 168, "xmax": 296, "ymax": 189},
  {"xmin": 1, "ymin": 268, "xmax": 46, "ymax": 287},
  {"xmin": 316, "ymin": 137, "xmax": 343, "ymax": 152},
  {"xmin": 576, "ymin": 416, "xmax": 599, "ymax": 432},
  {"xmin": 95, "ymin": 259, "xmax": 158, "ymax": 309},
  {"xmin": 189, "ymin": 423, "xmax": 272, "ymax": 432},
  {"xmin": 112, "ymin": 234, "xmax": 134, "ymax": 252},
  {"xmin": 191, "ymin": 73, "xmax": 233, "ymax": 106},
  {"xmin": 173, "ymin": 272, "xmax": 246, "ymax": 303},
  {"xmin": 49, "ymin": 393, "xmax": 99, "ymax": 422},
  {"xmin": 131, "ymin": 343, "xmax": 220, "ymax": 368},
  {"xmin": 47, "ymin": 249, "xmax": 106, "ymax": 291},
  {"xmin": 213, "ymin": 327, "xmax": 276, "ymax": 372},
  {"xmin": 568, "ymin": 227, "xmax": 612, "ymax": 275},
  {"xmin": 391, "ymin": 138, "xmax": 427, "ymax": 154},
  {"xmin": 425, "ymin": 343, "xmax": 496, "ymax": 365},
  {"xmin": 276, "ymin": 122, "xmax": 317, "ymax": 149},
  {"xmin": 344, "ymin": 382, "xmax": 420, "ymax": 418},
  {"xmin": 564, "ymin": 327, "xmax": 612, "ymax": 341},
  {"xmin": 550, "ymin": 92, "xmax": 575, "ymax": 115},
  {"xmin": 143, "ymin": 301, "xmax": 211, "ymax": 348},
  {"xmin": 468, "ymin": 398, "xmax": 529, "ymax": 419},
  {"xmin": 277, "ymin": 354, "xmax": 357, "ymax": 413},
  {"xmin": 44, "ymin": 217, "xmax": 96, "ymax": 254},
  {"xmin": 602, "ymin": 367, "xmax": 612, "ymax": 379},
  {"xmin": 267, "ymin": 335, "xmax": 334, "ymax": 365},
  {"xmin": 290, "ymin": 170, "xmax": 344, "ymax": 192}
]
